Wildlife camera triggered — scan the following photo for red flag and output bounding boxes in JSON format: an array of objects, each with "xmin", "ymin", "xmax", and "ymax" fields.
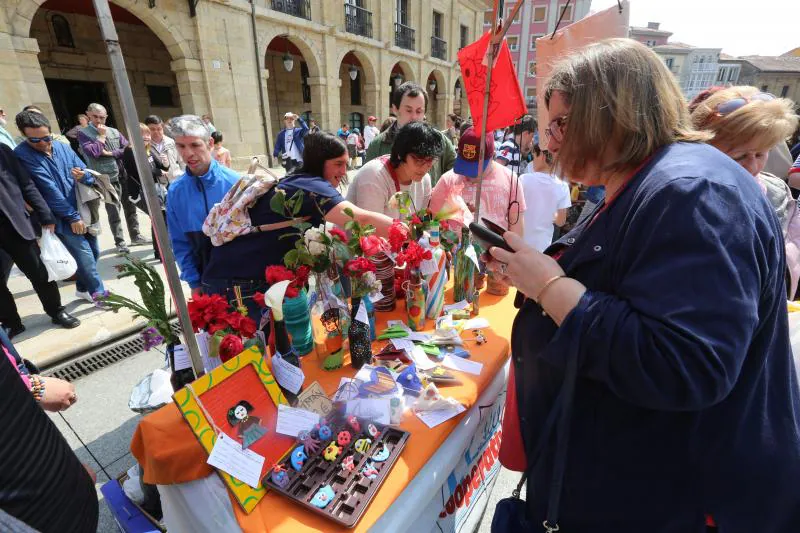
[{"xmin": 457, "ymin": 31, "xmax": 527, "ymax": 132}]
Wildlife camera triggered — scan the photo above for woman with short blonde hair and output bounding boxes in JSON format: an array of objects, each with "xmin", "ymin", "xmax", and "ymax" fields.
[
  {"xmin": 691, "ymin": 86, "xmax": 800, "ymax": 297},
  {"xmin": 489, "ymin": 38, "xmax": 800, "ymax": 531}
]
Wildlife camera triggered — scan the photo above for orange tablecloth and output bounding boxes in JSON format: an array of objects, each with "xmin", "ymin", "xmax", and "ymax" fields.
[{"xmin": 130, "ymin": 289, "xmax": 516, "ymax": 532}]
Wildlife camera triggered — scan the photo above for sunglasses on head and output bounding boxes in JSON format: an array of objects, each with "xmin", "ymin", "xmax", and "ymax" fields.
[
  {"xmin": 26, "ymin": 135, "xmax": 52, "ymax": 144},
  {"xmin": 715, "ymin": 92, "xmax": 775, "ymax": 116}
]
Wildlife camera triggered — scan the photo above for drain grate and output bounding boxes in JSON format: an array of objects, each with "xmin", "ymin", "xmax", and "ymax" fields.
[{"xmin": 43, "ymin": 321, "xmax": 179, "ymax": 382}]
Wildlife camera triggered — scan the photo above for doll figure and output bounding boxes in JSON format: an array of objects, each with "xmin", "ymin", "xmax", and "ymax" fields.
[
  {"xmin": 227, "ymin": 400, "xmax": 267, "ymax": 450},
  {"xmin": 297, "ymin": 430, "xmax": 321, "ymax": 455}
]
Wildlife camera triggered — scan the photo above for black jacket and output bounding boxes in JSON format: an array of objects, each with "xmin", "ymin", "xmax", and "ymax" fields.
[{"xmin": 0, "ymin": 144, "xmax": 54, "ymax": 240}]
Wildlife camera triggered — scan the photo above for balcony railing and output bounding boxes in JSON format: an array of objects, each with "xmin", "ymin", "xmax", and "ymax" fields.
[
  {"xmin": 344, "ymin": 3, "xmax": 373, "ymax": 39},
  {"xmin": 431, "ymin": 36, "xmax": 447, "ymax": 60},
  {"xmin": 395, "ymin": 22, "xmax": 415, "ymax": 51},
  {"xmin": 271, "ymin": 0, "xmax": 311, "ymax": 20}
]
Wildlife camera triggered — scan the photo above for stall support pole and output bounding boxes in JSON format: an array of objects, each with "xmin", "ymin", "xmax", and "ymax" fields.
[{"xmin": 91, "ymin": 0, "xmax": 204, "ymax": 376}]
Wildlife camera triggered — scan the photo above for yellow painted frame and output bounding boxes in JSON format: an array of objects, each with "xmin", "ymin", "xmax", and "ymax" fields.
[{"xmin": 173, "ymin": 346, "xmax": 287, "ymax": 513}]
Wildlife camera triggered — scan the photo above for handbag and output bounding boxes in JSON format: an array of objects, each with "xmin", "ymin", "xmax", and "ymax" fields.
[{"xmin": 491, "ymin": 311, "xmax": 581, "ymax": 533}]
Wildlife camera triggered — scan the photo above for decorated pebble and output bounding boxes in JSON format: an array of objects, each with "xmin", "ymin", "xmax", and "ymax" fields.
[
  {"xmin": 341, "ymin": 455, "xmax": 355, "ymax": 472},
  {"xmin": 347, "ymin": 415, "xmax": 361, "ymax": 433},
  {"xmin": 354, "ymin": 438, "xmax": 372, "ymax": 454},
  {"xmin": 337, "ymin": 430, "xmax": 352, "ymax": 447},
  {"xmin": 361, "ymin": 461, "xmax": 378, "ymax": 480},
  {"xmin": 310, "ymin": 485, "xmax": 335, "ymax": 508},
  {"xmin": 318, "ymin": 424, "xmax": 332, "ymax": 441},
  {"xmin": 367, "ymin": 423, "xmax": 380, "ymax": 439},
  {"xmin": 270, "ymin": 464, "xmax": 290, "ymax": 489},
  {"xmin": 372, "ymin": 443, "xmax": 390, "ymax": 462},
  {"xmin": 324, "ymin": 441, "xmax": 341, "ymax": 461},
  {"xmin": 290, "ymin": 445, "xmax": 307, "ymax": 471}
]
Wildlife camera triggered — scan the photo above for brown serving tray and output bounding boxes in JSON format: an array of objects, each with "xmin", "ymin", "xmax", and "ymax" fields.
[{"xmin": 262, "ymin": 419, "xmax": 410, "ymax": 528}]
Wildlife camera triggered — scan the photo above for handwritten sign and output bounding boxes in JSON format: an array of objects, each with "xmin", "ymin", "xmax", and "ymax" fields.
[
  {"xmin": 275, "ymin": 405, "xmax": 320, "ymax": 437},
  {"xmin": 207, "ymin": 433, "xmax": 265, "ymax": 489},
  {"xmin": 296, "ymin": 381, "xmax": 334, "ymax": 417},
  {"xmin": 271, "ymin": 352, "xmax": 304, "ymax": 394}
]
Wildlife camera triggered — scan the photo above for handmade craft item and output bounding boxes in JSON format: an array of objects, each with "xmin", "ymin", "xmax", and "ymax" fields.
[
  {"xmin": 367, "ymin": 423, "xmax": 380, "ymax": 439},
  {"xmin": 310, "ymin": 485, "xmax": 335, "ymax": 508},
  {"xmin": 290, "ymin": 445, "xmax": 307, "ymax": 471},
  {"xmin": 270, "ymin": 464, "xmax": 290, "ymax": 489},
  {"xmin": 358, "ymin": 366, "xmax": 399, "ymax": 398},
  {"xmin": 354, "ymin": 438, "xmax": 372, "ymax": 454},
  {"xmin": 425, "ymin": 223, "xmax": 448, "ymax": 319},
  {"xmin": 397, "ymin": 364, "xmax": 423, "ymax": 396},
  {"xmin": 361, "ymin": 461, "xmax": 378, "ymax": 480},
  {"xmin": 297, "ymin": 430, "xmax": 320, "ymax": 455},
  {"xmin": 226, "ymin": 400, "xmax": 268, "ymax": 449},
  {"xmin": 371, "ymin": 443, "xmax": 390, "ymax": 462},
  {"xmin": 317, "ymin": 423, "xmax": 332, "ymax": 441},
  {"xmin": 324, "ymin": 442, "xmax": 341, "ymax": 461},
  {"xmin": 337, "ymin": 431, "xmax": 352, "ymax": 446},
  {"xmin": 341, "ymin": 455, "xmax": 355, "ymax": 472}
]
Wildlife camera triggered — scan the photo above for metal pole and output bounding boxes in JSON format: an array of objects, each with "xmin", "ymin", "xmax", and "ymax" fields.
[
  {"xmin": 250, "ymin": 0, "xmax": 272, "ymax": 163},
  {"xmin": 91, "ymin": 0, "xmax": 204, "ymax": 377}
]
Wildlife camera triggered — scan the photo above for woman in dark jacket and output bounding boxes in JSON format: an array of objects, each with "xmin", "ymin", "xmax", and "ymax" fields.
[
  {"xmin": 121, "ymin": 123, "xmax": 169, "ymax": 260},
  {"xmin": 489, "ymin": 38, "xmax": 800, "ymax": 532}
]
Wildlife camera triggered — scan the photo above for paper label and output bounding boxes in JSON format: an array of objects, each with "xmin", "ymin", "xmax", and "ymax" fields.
[
  {"xmin": 442, "ymin": 355, "xmax": 483, "ymax": 376},
  {"xmin": 355, "ymin": 300, "xmax": 370, "ymax": 325},
  {"xmin": 368, "ymin": 290, "xmax": 384, "ymax": 303},
  {"xmin": 296, "ymin": 381, "xmax": 334, "ymax": 417},
  {"xmin": 391, "ymin": 338, "xmax": 415, "ymax": 353},
  {"xmin": 207, "ymin": 433, "xmax": 265, "ymax": 489},
  {"xmin": 173, "ymin": 344, "xmax": 193, "ymax": 371},
  {"xmin": 386, "ymin": 320, "xmax": 411, "ymax": 331},
  {"xmin": 415, "ymin": 404, "xmax": 467, "ymax": 428},
  {"xmin": 271, "ymin": 352, "xmax": 305, "ymax": 394},
  {"xmin": 332, "ymin": 378, "xmax": 361, "ymax": 402},
  {"xmin": 275, "ymin": 404, "xmax": 320, "ymax": 437},
  {"xmin": 461, "ymin": 317, "xmax": 490, "ymax": 330},
  {"xmin": 406, "ymin": 331, "xmax": 431, "ymax": 343},
  {"xmin": 443, "ymin": 300, "xmax": 469, "ymax": 313},
  {"xmin": 465, "ymin": 245, "xmax": 481, "ymax": 270},
  {"xmin": 346, "ymin": 398, "xmax": 391, "ymax": 424},
  {"xmin": 409, "ymin": 345, "xmax": 437, "ymax": 370},
  {"xmin": 420, "ymin": 258, "xmax": 439, "ymax": 276}
]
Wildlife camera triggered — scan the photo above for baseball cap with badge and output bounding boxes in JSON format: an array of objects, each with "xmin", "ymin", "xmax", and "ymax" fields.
[{"xmin": 454, "ymin": 126, "xmax": 496, "ymax": 178}]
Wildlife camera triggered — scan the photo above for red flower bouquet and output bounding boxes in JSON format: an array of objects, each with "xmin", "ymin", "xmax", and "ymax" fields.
[
  {"xmin": 359, "ymin": 235, "xmax": 383, "ymax": 257},
  {"xmin": 263, "ymin": 265, "xmax": 310, "ymax": 300},
  {"xmin": 388, "ymin": 220, "xmax": 410, "ymax": 253},
  {"xmin": 218, "ymin": 334, "xmax": 245, "ymax": 363},
  {"xmin": 396, "ymin": 240, "xmax": 432, "ymax": 271}
]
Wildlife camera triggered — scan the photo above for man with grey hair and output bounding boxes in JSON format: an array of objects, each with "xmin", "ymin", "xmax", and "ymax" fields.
[
  {"xmin": 78, "ymin": 103, "xmax": 146, "ymax": 254},
  {"xmin": 165, "ymin": 115, "xmax": 238, "ymax": 295}
]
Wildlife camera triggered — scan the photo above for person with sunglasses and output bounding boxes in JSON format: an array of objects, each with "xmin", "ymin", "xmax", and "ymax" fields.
[
  {"xmin": 346, "ymin": 121, "xmax": 443, "ymax": 218},
  {"xmin": 486, "ymin": 39, "xmax": 800, "ymax": 531},
  {"xmin": 13, "ymin": 110, "xmax": 107, "ymax": 307},
  {"xmin": 690, "ymin": 85, "xmax": 800, "ymax": 298}
]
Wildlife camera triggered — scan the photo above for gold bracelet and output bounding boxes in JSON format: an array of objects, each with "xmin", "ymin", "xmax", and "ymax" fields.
[{"xmin": 534, "ymin": 275, "xmax": 566, "ymax": 305}]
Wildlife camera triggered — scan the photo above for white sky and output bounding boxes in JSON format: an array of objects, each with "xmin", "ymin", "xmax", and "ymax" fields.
[{"xmin": 589, "ymin": 0, "xmax": 797, "ymax": 57}]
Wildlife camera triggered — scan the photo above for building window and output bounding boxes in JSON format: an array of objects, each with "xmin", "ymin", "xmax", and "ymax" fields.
[
  {"xmin": 51, "ymin": 14, "xmax": 75, "ymax": 48},
  {"xmin": 506, "ymin": 36, "xmax": 518, "ymax": 52},
  {"xmin": 530, "ymin": 34, "xmax": 543, "ymax": 51},
  {"xmin": 532, "ymin": 6, "xmax": 547, "ymax": 22},
  {"xmin": 558, "ymin": 4, "xmax": 573, "ymax": 21},
  {"xmin": 460, "ymin": 25, "xmax": 469, "ymax": 49},
  {"xmin": 665, "ymin": 57, "xmax": 674, "ymax": 68},
  {"xmin": 301, "ymin": 110, "xmax": 312, "ymax": 123},
  {"xmin": 396, "ymin": 0, "xmax": 409, "ymax": 26},
  {"xmin": 527, "ymin": 61, "xmax": 536, "ymax": 77},
  {"xmin": 761, "ymin": 84, "xmax": 769, "ymax": 92},
  {"xmin": 147, "ymin": 86, "xmax": 175, "ymax": 107},
  {"xmin": 484, "ymin": 10, "xmax": 493, "ymax": 26},
  {"xmin": 728, "ymin": 69, "xmax": 737, "ymax": 82},
  {"xmin": 301, "ymin": 62, "xmax": 311, "ymax": 104},
  {"xmin": 717, "ymin": 69, "xmax": 725, "ymax": 82},
  {"xmin": 781, "ymin": 85, "xmax": 790, "ymax": 97},
  {"xmin": 433, "ymin": 11, "xmax": 443, "ymax": 38},
  {"xmin": 349, "ymin": 112, "xmax": 363, "ymax": 130},
  {"xmin": 506, "ymin": 6, "xmax": 521, "ymax": 24},
  {"xmin": 350, "ymin": 73, "xmax": 362, "ymax": 105},
  {"xmin": 526, "ymin": 86, "xmax": 536, "ymax": 106}
]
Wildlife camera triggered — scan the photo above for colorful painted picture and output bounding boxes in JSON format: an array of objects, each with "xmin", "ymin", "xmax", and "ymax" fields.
[{"xmin": 173, "ymin": 346, "xmax": 294, "ymax": 513}]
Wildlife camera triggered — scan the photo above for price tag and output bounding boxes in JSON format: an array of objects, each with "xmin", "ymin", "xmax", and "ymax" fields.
[
  {"xmin": 465, "ymin": 244, "xmax": 481, "ymax": 270},
  {"xmin": 271, "ymin": 352, "xmax": 305, "ymax": 394},
  {"xmin": 275, "ymin": 405, "xmax": 320, "ymax": 437},
  {"xmin": 207, "ymin": 433, "xmax": 265, "ymax": 489},
  {"xmin": 173, "ymin": 344, "xmax": 192, "ymax": 371},
  {"xmin": 355, "ymin": 300, "xmax": 369, "ymax": 325}
]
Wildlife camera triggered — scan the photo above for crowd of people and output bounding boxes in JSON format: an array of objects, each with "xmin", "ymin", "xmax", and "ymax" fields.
[{"xmin": 3, "ymin": 35, "xmax": 800, "ymax": 532}]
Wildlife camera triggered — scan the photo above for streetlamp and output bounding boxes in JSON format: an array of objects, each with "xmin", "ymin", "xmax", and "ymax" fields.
[
  {"xmin": 349, "ymin": 65, "xmax": 359, "ymax": 81},
  {"xmin": 391, "ymin": 73, "xmax": 404, "ymax": 87},
  {"xmin": 428, "ymin": 78, "xmax": 437, "ymax": 92},
  {"xmin": 282, "ymin": 52, "xmax": 294, "ymax": 72}
]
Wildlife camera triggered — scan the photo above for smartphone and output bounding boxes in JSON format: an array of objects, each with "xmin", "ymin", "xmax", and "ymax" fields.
[{"xmin": 469, "ymin": 221, "xmax": 514, "ymax": 252}]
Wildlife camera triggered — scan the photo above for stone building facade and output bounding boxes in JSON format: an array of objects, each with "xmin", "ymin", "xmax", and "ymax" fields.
[
  {"xmin": 1, "ymin": 0, "xmax": 485, "ymax": 168},
  {"xmin": 720, "ymin": 56, "xmax": 800, "ymax": 105}
]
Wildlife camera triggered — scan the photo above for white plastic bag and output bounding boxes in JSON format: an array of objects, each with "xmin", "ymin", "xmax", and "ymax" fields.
[{"xmin": 39, "ymin": 230, "xmax": 77, "ymax": 281}]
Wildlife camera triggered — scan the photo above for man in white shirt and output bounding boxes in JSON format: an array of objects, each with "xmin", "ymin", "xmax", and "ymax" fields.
[
  {"xmin": 520, "ymin": 142, "xmax": 571, "ymax": 252},
  {"xmin": 145, "ymin": 115, "xmax": 184, "ymax": 182},
  {"xmin": 363, "ymin": 116, "xmax": 379, "ymax": 149}
]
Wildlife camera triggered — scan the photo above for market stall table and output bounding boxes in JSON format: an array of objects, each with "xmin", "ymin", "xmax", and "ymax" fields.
[{"xmin": 131, "ymin": 289, "xmax": 516, "ymax": 532}]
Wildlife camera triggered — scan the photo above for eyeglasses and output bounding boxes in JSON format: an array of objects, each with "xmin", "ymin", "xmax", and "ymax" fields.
[
  {"xmin": 544, "ymin": 115, "xmax": 569, "ymax": 144},
  {"xmin": 715, "ymin": 93, "xmax": 774, "ymax": 116},
  {"xmin": 409, "ymin": 154, "xmax": 436, "ymax": 165},
  {"xmin": 26, "ymin": 135, "xmax": 52, "ymax": 144}
]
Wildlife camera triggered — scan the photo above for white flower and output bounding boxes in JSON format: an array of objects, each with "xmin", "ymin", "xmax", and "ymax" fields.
[
  {"xmin": 387, "ymin": 192, "xmax": 403, "ymax": 210},
  {"xmin": 304, "ymin": 226, "xmax": 324, "ymax": 247},
  {"xmin": 308, "ymin": 240, "xmax": 327, "ymax": 256}
]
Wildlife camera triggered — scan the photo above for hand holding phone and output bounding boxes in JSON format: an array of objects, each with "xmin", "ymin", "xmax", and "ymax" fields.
[{"xmin": 468, "ymin": 218, "xmax": 515, "ymax": 253}]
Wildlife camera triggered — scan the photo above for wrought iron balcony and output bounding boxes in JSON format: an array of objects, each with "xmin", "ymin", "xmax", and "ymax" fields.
[
  {"xmin": 431, "ymin": 36, "xmax": 447, "ymax": 60},
  {"xmin": 344, "ymin": 3, "xmax": 373, "ymax": 39},
  {"xmin": 395, "ymin": 22, "xmax": 415, "ymax": 51},
  {"xmin": 271, "ymin": 0, "xmax": 311, "ymax": 20}
]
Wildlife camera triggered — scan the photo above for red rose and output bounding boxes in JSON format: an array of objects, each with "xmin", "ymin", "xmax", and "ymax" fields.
[
  {"xmin": 218, "ymin": 334, "xmax": 244, "ymax": 363},
  {"xmin": 396, "ymin": 241, "xmax": 431, "ymax": 270},
  {"xmin": 207, "ymin": 319, "xmax": 229, "ymax": 335},
  {"xmin": 411, "ymin": 214, "xmax": 422, "ymax": 225},
  {"xmin": 389, "ymin": 220, "xmax": 410, "ymax": 253},
  {"xmin": 328, "ymin": 227, "xmax": 347, "ymax": 241},
  {"xmin": 238, "ymin": 316, "xmax": 257, "ymax": 338},
  {"xmin": 345, "ymin": 257, "xmax": 376, "ymax": 277},
  {"xmin": 265, "ymin": 265, "xmax": 295, "ymax": 285},
  {"xmin": 359, "ymin": 235, "xmax": 383, "ymax": 257},
  {"xmin": 295, "ymin": 265, "xmax": 311, "ymax": 287},
  {"xmin": 253, "ymin": 291, "xmax": 266, "ymax": 308}
]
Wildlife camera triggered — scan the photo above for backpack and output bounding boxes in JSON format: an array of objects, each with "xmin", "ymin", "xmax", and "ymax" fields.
[{"xmin": 202, "ymin": 165, "xmax": 309, "ymax": 246}]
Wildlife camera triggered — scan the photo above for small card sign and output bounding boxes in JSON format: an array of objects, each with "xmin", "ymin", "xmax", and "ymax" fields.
[
  {"xmin": 391, "ymin": 338, "xmax": 415, "ymax": 353},
  {"xmin": 271, "ymin": 352, "xmax": 305, "ymax": 394},
  {"xmin": 275, "ymin": 404, "xmax": 320, "ymax": 437},
  {"xmin": 173, "ymin": 343, "xmax": 193, "ymax": 371},
  {"xmin": 355, "ymin": 300, "xmax": 369, "ymax": 325},
  {"xmin": 345, "ymin": 398, "xmax": 391, "ymax": 424},
  {"xmin": 443, "ymin": 300, "xmax": 469, "ymax": 313},
  {"xmin": 442, "ymin": 355, "xmax": 483, "ymax": 376},
  {"xmin": 296, "ymin": 381, "xmax": 334, "ymax": 417},
  {"xmin": 207, "ymin": 432, "xmax": 265, "ymax": 489},
  {"xmin": 415, "ymin": 403, "xmax": 466, "ymax": 428},
  {"xmin": 465, "ymin": 245, "xmax": 481, "ymax": 271}
]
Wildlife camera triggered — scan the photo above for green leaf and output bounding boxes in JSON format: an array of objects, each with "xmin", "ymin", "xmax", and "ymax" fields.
[
  {"xmin": 343, "ymin": 206, "xmax": 354, "ymax": 218},
  {"xmin": 344, "ymin": 220, "xmax": 355, "ymax": 232},
  {"xmin": 269, "ymin": 192, "xmax": 285, "ymax": 215},
  {"xmin": 285, "ymin": 249, "xmax": 299, "ymax": 267},
  {"xmin": 296, "ymin": 222, "xmax": 312, "ymax": 233}
]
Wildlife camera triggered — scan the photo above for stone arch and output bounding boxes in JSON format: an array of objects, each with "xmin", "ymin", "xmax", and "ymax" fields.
[
  {"xmin": 453, "ymin": 76, "xmax": 469, "ymax": 119},
  {"xmin": 337, "ymin": 49, "xmax": 378, "ymax": 131},
  {"xmin": 335, "ymin": 48, "xmax": 378, "ymax": 86},
  {"xmin": 261, "ymin": 30, "xmax": 322, "ymax": 78},
  {"xmin": 387, "ymin": 60, "xmax": 416, "ymax": 85},
  {"xmin": 423, "ymin": 68, "xmax": 448, "ymax": 129},
  {"xmin": 11, "ymin": 0, "xmax": 192, "ymax": 61}
]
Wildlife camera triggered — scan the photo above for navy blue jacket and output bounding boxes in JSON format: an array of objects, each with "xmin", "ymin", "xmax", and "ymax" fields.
[
  {"xmin": 513, "ymin": 142, "xmax": 800, "ymax": 532},
  {"xmin": 272, "ymin": 119, "xmax": 309, "ymax": 160},
  {"xmin": 0, "ymin": 144, "xmax": 54, "ymax": 240},
  {"xmin": 165, "ymin": 159, "xmax": 239, "ymax": 289}
]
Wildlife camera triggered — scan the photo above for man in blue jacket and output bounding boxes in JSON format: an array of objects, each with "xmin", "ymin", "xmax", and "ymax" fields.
[
  {"xmin": 272, "ymin": 112, "xmax": 307, "ymax": 174},
  {"xmin": 14, "ymin": 111, "xmax": 106, "ymax": 305},
  {"xmin": 165, "ymin": 115, "xmax": 238, "ymax": 296}
]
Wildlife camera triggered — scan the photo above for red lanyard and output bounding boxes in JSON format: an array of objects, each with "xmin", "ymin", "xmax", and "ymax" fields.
[
  {"xmin": 587, "ymin": 154, "xmax": 654, "ymax": 228},
  {"xmin": 382, "ymin": 156, "xmax": 401, "ymax": 193}
]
